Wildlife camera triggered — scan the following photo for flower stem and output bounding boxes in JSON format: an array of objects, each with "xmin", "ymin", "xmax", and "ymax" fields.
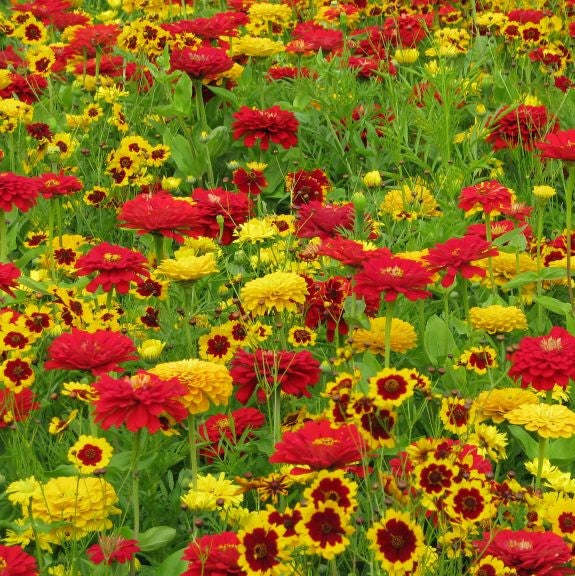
[
  {"xmin": 484, "ymin": 213, "xmax": 497, "ymax": 297},
  {"xmin": 130, "ymin": 430, "xmax": 142, "ymax": 576},
  {"xmin": 535, "ymin": 202, "xmax": 545, "ymax": 328},
  {"xmin": 188, "ymin": 414, "xmax": 198, "ymax": 491},
  {"xmin": 384, "ymin": 300, "xmax": 395, "ymax": 369},
  {"xmin": 272, "ymin": 385, "xmax": 282, "ymax": 445},
  {"xmin": 0, "ymin": 210, "xmax": 6, "ymax": 262},
  {"xmin": 153, "ymin": 233, "xmax": 164, "ymax": 265},
  {"xmin": 458, "ymin": 274, "xmax": 471, "ymax": 332},
  {"xmin": 564, "ymin": 166, "xmax": 575, "ymax": 314},
  {"xmin": 535, "ymin": 435, "xmax": 548, "ymax": 491}
]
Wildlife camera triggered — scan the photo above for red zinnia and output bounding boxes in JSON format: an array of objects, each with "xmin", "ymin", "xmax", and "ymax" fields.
[
  {"xmin": 475, "ymin": 529, "xmax": 574, "ymax": 576},
  {"xmin": 169, "ymin": 46, "xmax": 234, "ymax": 80},
  {"xmin": 0, "ymin": 544, "xmax": 38, "ymax": 575},
  {"xmin": 75, "ymin": 242, "xmax": 149, "ymax": 294},
  {"xmin": 536, "ymin": 129, "xmax": 575, "ymax": 162},
  {"xmin": 286, "ymin": 169, "xmax": 331, "ymax": 205},
  {"xmin": 269, "ymin": 419, "xmax": 368, "ymax": 473},
  {"xmin": 182, "ymin": 532, "xmax": 243, "ymax": 576},
  {"xmin": 230, "ymin": 349, "xmax": 321, "ymax": 404},
  {"xmin": 0, "ymin": 263, "xmax": 20, "ymax": 297},
  {"xmin": 508, "ymin": 326, "xmax": 575, "ymax": 391},
  {"xmin": 232, "ymin": 167, "xmax": 267, "ymax": 196},
  {"xmin": 37, "ymin": 172, "xmax": 83, "ymax": 199},
  {"xmin": 117, "ymin": 192, "xmax": 198, "ymax": 243},
  {"xmin": 0, "ymin": 172, "xmax": 40, "ymax": 213},
  {"xmin": 0, "ymin": 388, "xmax": 39, "ymax": 428},
  {"xmin": 45, "ymin": 328, "xmax": 137, "ymax": 376},
  {"xmin": 87, "ymin": 536, "xmax": 140, "ymax": 565},
  {"xmin": 93, "ymin": 371, "xmax": 188, "ymax": 433},
  {"xmin": 424, "ymin": 235, "xmax": 499, "ymax": 287},
  {"xmin": 458, "ymin": 180, "xmax": 513, "ymax": 215},
  {"xmin": 296, "ymin": 201, "xmax": 355, "ymax": 240},
  {"xmin": 232, "ymin": 105, "xmax": 299, "ymax": 151}
]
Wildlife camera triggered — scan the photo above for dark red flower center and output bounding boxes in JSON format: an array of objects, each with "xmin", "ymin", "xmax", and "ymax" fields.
[{"xmin": 78, "ymin": 444, "xmax": 103, "ymax": 465}]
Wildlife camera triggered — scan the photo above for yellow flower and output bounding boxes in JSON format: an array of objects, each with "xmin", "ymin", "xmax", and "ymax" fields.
[
  {"xmin": 68, "ymin": 435, "xmax": 113, "ymax": 474},
  {"xmin": 287, "ymin": 326, "xmax": 317, "ymax": 348},
  {"xmin": 394, "ymin": 48, "xmax": 419, "ymax": 64},
  {"xmin": 469, "ymin": 305, "xmax": 527, "ymax": 333},
  {"xmin": 533, "ymin": 185, "xmax": 556, "ymax": 200},
  {"xmin": 6, "ymin": 476, "xmax": 41, "ymax": 507},
  {"xmin": 473, "ymin": 388, "xmax": 539, "ymax": 423},
  {"xmin": 138, "ymin": 339, "xmax": 166, "ymax": 361},
  {"xmin": 380, "ymin": 181, "xmax": 441, "ymax": 220},
  {"xmin": 230, "ymin": 35, "xmax": 285, "ymax": 57},
  {"xmin": 350, "ymin": 317, "xmax": 417, "ymax": 355},
  {"xmin": 363, "ymin": 171, "xmax": 382, "ymax": 187},
  {"xmin": 181, "ymin": 472, "xmax": 243, "ymax": 511},
  {"xmin": 240, "ymin": 271, "xmax": 307, "ymax": 317},
  {"xmin": 545, "ymin": 496, "xmax": 575, "ymax": 541},
  {"xmin": 156, "ymin": 250, "xmax": 218, "ymax": 282},
  {"xmin": 234, "ymin": 218, "xmax": 278, "ymax": 244},
  {"xmin": 505, "ymin": 403, "xmax": 575, "ymax": 438},
  {"xmin": 150, "ymin": 359, "xmax": 232, "ymax": 414},
  {"xmin": 467, "ymin": 424, "xmax": 507, "ymax": 461},
  {"xmin": 48, "ymin": 410, "xmax": 79, "ymax": 435}
]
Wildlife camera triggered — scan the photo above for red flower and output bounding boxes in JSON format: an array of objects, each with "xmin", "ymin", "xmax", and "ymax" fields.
[
  {"xmin": 536, "ymin": 129, "xmax": 575, "ymax": 162},
  {"xmin": 288, "ymin": 22, "xmax": 343, "ymax": 53},
  {"xmin": 188, "ymin": 187, "xmax": 251, "ymax": 245},
  {"xmin": 37, "ymin": 172, "xmax": 83, "ymax": 199},
  {"xmin": 87, "ymin": 536, "xmax": 140, "ymax": 565},
  {"xmin": 424, "ymin": 235, "xmax": 499, "ymax": 287},
  {"xmin": 269, "ymin": 419, "xmax": 367, "ymax": 473},
  {"xmin": 232, "ymin": 105, "xmax": 299, "ymax": 151},
  {"xmin": 118, "ymin": 192, "xmax": 198, "ymax": 243},
  {"xmin": 232, "ymin": 167, "xmax": 267, "ymax": 196},
  {"xmin": 318, "ymin": 238, "xmax": 387, "ymax": 268},
  {"xmin": 45, "ymin": 328, "xmax": 137, "ymax": 376},
  {"xmin": 166, "ymin": 12, "xmax": 248, "ymax": 39},
  {"xmin": 354, "ymin": 253, "xmax": 432, "ymax": 307},
  {"xmin": 508, "ymin": 326, "xmax": 575, "ymax": 391},
  {"xmin": 0, "ymin": 172, "xmax": 40, "ymax": 213},
  {"xmin": 0, "ymin": 263, "xmax": 20, "ymax": 297},
  {"xmin": 230, "ymin": 349, "xmax": 321, "ymax": 404},
  {"xmin": 382, "ymin": 14, "xmax": 432, "ymax": 46},
  {"xmin": 475, "ymin": 529, "xmax": 574, "ymax": 576},
  {"xmin": 0, "ymin": 544, "xmax": 38, "ymax": 575},
  {"xmin": 458, "ymin": 180, "xmax": 513, "ymax": 215},
  {"xmin": 75, "ymin": 242, "xmax": 149, "ymax": 294},
  {"xmin": 0, "ymin": 388, "xmax": 39, "ymax": 428},
  {"xmin": 286, "ymin": 169, "xmax": 331, "ymax": 205},
  {"xmin": 93, "ymin": 372, "xmax": 188, "ymax": 433},
  {"xmin": 169, "ymin": 46, "xmax": 234, "ymax": 80},
  {"xmin": 61, "ymin": 23, "xmax": 121, "ymax": 58},
  {"xmin": 182, "ymin": 532, "xmax": 244, "ymax": 576},
  {"xmin": 296, "ymin": 201, "xmax": 355, "ymax": 240},
  {"xmin": 487, "ymin": 105, "xmax": 558, "ymax": 151}
]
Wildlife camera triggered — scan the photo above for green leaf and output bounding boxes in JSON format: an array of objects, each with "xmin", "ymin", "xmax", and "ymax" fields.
[
  {"xmin": 162, "ymin": 128, "xmax": 205, "ymax": 178},
  {"xmin": 138, "ymin": 526, "xmax": 177, "ymax": 552},
  {"xmin": 343, "ymin": 295, "xmax": 371, "ymax": 330},
  {"xmin": 207, "ymin": 85, "xmax": 239, "ymax": 107},
  {"xmin": 549, "ymin": 436, "xmax": 575, "ymax": 461},
  {"xmin": 206, "ymin": 126, "xmax": 230, "ymax": 159},
  {"xmin": 172, "ymin": 72, "xmax": 193, "ymax": 116},
  {"xmin": 507, "ymin": 424, "xmax": 538, "ymax": 459},
  {"xmin": 153, "ymin": 548, "xmax": 188, "ymax": 576},
  {"xmin": 534, "ymin": 295, "xmax": 572, "ymax": 316},
  {"xmin": 493, "ymin": 225, "xmax": 527, "ymax": 250},
  {"xmin": 423, "ymin": 315, "xmax": 458, "ymax": 366},
  {"xmin": 503, "ymin": 267, "xmax": 569, "ymax": 290}
]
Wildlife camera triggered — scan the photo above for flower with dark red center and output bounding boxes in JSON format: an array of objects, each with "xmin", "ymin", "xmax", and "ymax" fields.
[
  {"xmin": 1, "ymin": 357, "xmax": 34, "ymax": 390},
  {"xmin": 413, "ymin": 459, "xmax": 456, "ymax": 495},
  {"xmin": 458, "ymin": 180, "xmax": 513, "ymax": 216},
  {"xmin": 0, "ymin": 172, "xmax": 40, "ymax": 213},
  {"xmin": 233, "ymin": 167, "xmax": 268, "ymax": 196},
  {"xmin": 0, "ymin": 263, "xmax": 20, "ymax": 297},
  {"xmin": 93, "ymin": 371, "xmax": 188, "ymax": 434},
  {"xmin": 169, "ymin": 46, "xmax": 234, "ymax": 80},
  {"xmin": 0, "ymin": 388, "xmax": 39, "ymax": 428},
  {"xmin": 508, "ymin": 326, "xmax": 575, "ymax": 391},
  {"xmin": 352, "ymin": 399, "xmax": 396, "ymax": 449},
  {"xmin": 440, "ymin": 397, "xmax": 471, "ymax": 434},
  {"xmin": 445, "ymin": 479, "xmax": 492, "ymax": 524},
  {"xmin": 238, "ymin": 523, "xmax": 287, "ymax": 576},
  {"xmin": 87, "ymin": 536, "xmax": 140, "ymax": 565},
  {"xmin": 267, "ymin": 507, "xmax": 302, "ymax": 539},
  {"xmin": 232, "ymin": 105, "xmax": 299, "ymax": 151},
  {"xmin": 230, "ymin": 349, "xmax": 321, "ymax": 404},
  {"xmin": 75, "ymin": 242, "xmax": 149, "ymax": 294},
  {"xmin": 37, "ymin": 172, "xmax": 83, "ymax": 199},
  {"xmin": 182, "ymin": 531, "xmax": 243, "ymax": 576},
  {"xmin": 269, "ymin": 419, "xmax": 367, "ymax": 473},
  {"xmin": 45, "ymin": 328, "xmax": 137, "ymax": 376},
  {"xmin": 474, "ymin": 529, "xmax": 574, "ymax": 576},
  {"xmin": 424, "ymin": 235, "xmax": 499, "ymax": 288},
  {"xmin": 536, "ymin": 129, "xmax": 575, "ymax": 162},
  {"xmin": 118, "ymin": 192, "xmax": 198, "ymax": 243},
  {"xmin": 304, "ymin": 469, "xmax": 358, "ymax": 512},
  {"xmin": 0, "ymin": 544, "xmax": 38, "ymax": 575},
  {"xmin": 296, "ymin": 201, "xmax": 355, "ymax": 240},
  {"xmin": 368, "ymin": 368, "xmax": 416, "ymax": 407},
  {"xmin": 367, "ymin": 510, "xmax": 425, "ymax": 574},
  {"xmin": 285, "ymin": 169, "xmax": 331, "ymax": 206}
]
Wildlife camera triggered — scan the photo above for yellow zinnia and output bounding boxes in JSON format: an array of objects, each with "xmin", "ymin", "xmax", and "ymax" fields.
[
  {"xmin": 473, "ymin": 388, "xmax": 539, "ymax": 423},
  {"xmin": 469, "ymin": 305, "xmax": 528, "ymax": 333},
  {"xmin": 350, "ymin": 317, "xmax": 417, "ymax": 355},
  {"xmin": 505, "ymin": 403, "xmax": 575, "ymax": 438},
  {"xmin": 156, "ymin": 250, "xmax": 218, "ymax": 282}
]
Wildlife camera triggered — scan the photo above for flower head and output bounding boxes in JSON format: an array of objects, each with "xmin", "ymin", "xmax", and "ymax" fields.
[
  {"xmin": 87, "ymin": 536, "xmax": 140, "ymax": 565},
  {"xmin": 241, "ymin": 271, "xmax": 307, "ymax": 317},
  {"xmin": 181, "ymin": 532, "xmax": 242, "ymax": 576},
  {"xmin": 156, "ymin": 250, "xmax": 218, "ymax": 282},
  {"xmin": 469, "ymin": 305, "xmax": 528, "ymax": 333},
  {"xmin": 232, "ymin": 105, "xmax": 299, "ymax": 150},
  {"xmin": 536, "ymin": 128, "xmax": 575, "ymax": 161},
  {"xmin": 350, "ymin": 317, "xmax": 417, "ymax": 355},
  {"xmin": 0, "ymin": 172, "xmax": 40, "ymax": 212},
  {"xmin": 68, "ymin": 435, "xmax": 113, "ymax": 474},
  {"xmin": 0, "ymin": 544, "xmax": 38, "ymax": 575},
  {"xmin": 505, "ymin": 403, "xmax": 575, "ymax": 438},
  {"xmin": 0, "ymin": 262, "xmax": 20, "ymax": 297},
  {"xmin": 458, "ymin": 180, "xmax": 513, "ymax": 216}
]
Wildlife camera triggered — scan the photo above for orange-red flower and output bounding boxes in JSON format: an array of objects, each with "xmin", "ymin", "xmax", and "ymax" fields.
[
  {"xmin": 0, "ymin": 263, "xmax": 20, "ymax": 297},
  {"xmin": 37, "ymin": 172, "xmax": 83, "ymax": 199},
  {"xmin": 0, "ymin": 544, "xmax": 38, "ymax": 575},
  {"xmin": 0, "ymin": 172, "xmax": 40, "ymax": 213},
  {"xmin": 536, "ymin": 128, "xmax": 575, "ymax": 161},
  {"xmin": 87, "ymin": 536, "xmax": 140, "ymax": 565},
  {"xmin": 169, "ymin": 46, "xmax": 234, "ymax": 80},
  {"xmin": 182, "ymin": 532, "xmax": 243, "ymax": 576},
  {"xmin": 458, "ymin": 180, "xmax": 513, "ymax": 215}
]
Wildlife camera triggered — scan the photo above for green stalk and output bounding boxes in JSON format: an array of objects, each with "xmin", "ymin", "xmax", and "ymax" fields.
[
  {"xmin": 106, "ymin": 286, "xmax": 115, "ymax": 311},
  {"xmin": 272, "ymin": 385, "xmax": 282, "ymax": 445},
  {"xmin": 0, "ymin": 210, "xmax": 6, "ymax": 262},
  {"xmin": 383, "ymin": 300, "xmax": 395, "ymax": 369},
  {"xmin": 564, "ymin": 166, "xmax": 575, "ymax": 314},
  {"xmin": 484, "ymin": 213, "xmax": 497, "ymax": 297},
  {"xmin": 535, "ymin": 202, "xmax": 545, "ymax": 328},
  {"xmin": 535, "ymin": 435, "xmax": 548, "ymax": 491},
  {"xmin": 129, "ymin": 430, "xmax": 142, "ymax": 576},
  {"xmin": 194, "ymin": 80, "xmax": 214, "ymax": 187},
  {"xmin": 153, "ymin": 234, "xmax": 164, "ymax": 265},
  {"xmin": 188, "ymin": 414, "xmax": 198, "ymax": 491},
  {"xmin": 458, "ymin": 274, "xmax": 471, "ymax": 332}
]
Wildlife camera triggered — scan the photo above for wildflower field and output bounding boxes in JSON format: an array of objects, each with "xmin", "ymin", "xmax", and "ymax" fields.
[{"xmin": 3, "ymin": 0, "xmax": 575, "ymax": 574}]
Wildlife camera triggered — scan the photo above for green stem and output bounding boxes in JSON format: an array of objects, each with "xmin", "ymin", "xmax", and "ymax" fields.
[
  {"xmin": 384, "ymin": 300, "xmax": 395, "ymax": 369},
  {"xmin": 0, "ymin": 210, "xmax": 6, "ymax": 262},
  {"xmin": 484, "ymin": 213, "xmax": 497, "ymax": 297},
  {"xmin": 535, "ymin": 203, "xmax": 545, "ymax": 328},
  {"xmin": 153, "ymin": 234, "xmax": 164, "ymax": 265},
  {"xmin": 272, "ymin": 385, "xmax": 282, "ymax": 445},
  {"xmin": 535, "ymin": 435, "xmax": 548, "ymax": 491},
  {"xmin": 564, "ymin": 166, "xmax": 575, "ymax": 314},
  {"xmin": 130, "ymin": 430, "xmax": 142, "ymax": 576},
  {"xmin": 188, "ymin": 414, "xmax": 198, "ymax": 491},
  {"xmin": 106, "ymin": 287, "xmax": 115, "ymax": 311},
  {"xmin": 458, "ymin": 274, "xmax": 471, "ymax": 332}
]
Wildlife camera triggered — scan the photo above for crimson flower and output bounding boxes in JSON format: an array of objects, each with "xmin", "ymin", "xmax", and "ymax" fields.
[
  {"xmin": 296, "ymin": 201, "xmax": 355, "ymax": 240},
  {"xmin": 508, "ymin": 326, "xmax": 575, "ymax": 391},
  {"xmin": 458, "ymin": 180, "xmax": 513, "ymax": 215},
  {"xmin": 181, "ymin": 532, "xmax": 243, "ymax": 576},
  {"xmin": 536, "ymin": 129, "xmax": 575, "ymax": 161},
  {"xmin": 117, "ymin": 192, "xmax": 198, "ymax": 243},
  {"xmin": 93, "ymin": 372, "xmax": 188, "ymax": 433},
  {"xmin": 87, "ymin": 536, "xmax": 140, "ymax": 565},
  {"xmin": 0, "ymin": 172, "xmax": 40, "ymax": 213},
  {"xmin": 230, "ymin": 349, "xmax": 321, "ymax": 404},
  {"xmin": 475, "ymin": 529, "xmax": 574, "ymax": 576},
  {"xmin": 424, "ymin": 235, "xmax": 499, "ymax": 287},
  {"xmin": 75, "ymin": 242, "xmax": 149, "ymax": 294},
  {"xmin": 269, "ymin": 419, "xmax": 368, "ymax": 473},
  {"xmin": 165, "ymin": 12, "xmax": 248, "ymax": 39},
  {"xmin": 232, "ymin": 106, "xmax": 299, "ymax": 151},
  {"xmin": 37, "ymin": 172, "xmax": 83, "ymax": 199},
  {"xmin": 232, "ymin": 167, "xmax": 267, "ymax": 196},
  {"xmin": 0, "ymin": 544, "xmax": 38, "ymax": 575},
  {"xmin": 0, "ymin": 388, "xmax": 39, "ymax": 428},
  {"xmin": 45, "ymin": 328, "xmax": 137, "ymax": 376},
  {"xmin": 286, "ymin": 169, "xmax": 331, "ymax": 205},
  {"xmin": 354, "ymin": 253, "xmax": 433, "ymax": 309},
  {"xmin": 0, "ymin": 262, "xmax": 20, "ymax": 297},
  {"xmin": 169, "ymin": 46, "xmax": 234, "ymax": 80}
]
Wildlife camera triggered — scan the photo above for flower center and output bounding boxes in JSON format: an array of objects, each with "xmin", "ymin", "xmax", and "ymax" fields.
[
  {"xmin": 390, "ymin": 533, "xmax": 405, "ymax": 549},
  {"xmin": 312, "ymin": 437, "xmax": 338, "ymax": 446},
  {"xmin": 540, "ymin": 336, "xmax": 562, "ymax": 352},
  {"xmin": 383, "ymin": 266, "xmax": 404, "ymax": 278},
  {"xmin": 253, "ymin": 543, "xmax": 268, "ymax": 559},
  {"xmin": 104, "ymin": 252, "xmax": 122, "ymax": 263}
]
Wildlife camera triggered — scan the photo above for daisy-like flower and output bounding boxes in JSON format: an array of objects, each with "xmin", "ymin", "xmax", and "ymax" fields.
[
  {"xmin": 233, "ymin": 164, "xmax": 268, "ymax": 196},
  {"xmin": 350, "ymin": 395, "xmax": 397, "ymax": 450},
  {"xmin": 545, "ymin": 497, "xmax": 575, "ymax": 542},
  {"xmin": 297, "ymin": 501, "xmax": 354, "ymax": 560},
  {"xmin": 232, "ymin": 105, "xmax": 299, "ymax": 150},
  {"xmin": 505, "ymin": 403, "xmax": 575, "ymax": 438},
  {"xmin": 0, "ymin": 262, "xmax": 21, "ymax": 297},
  {"xmin": 424, "ymin": 235, "xmax": 498, "ymax": 288},
  {"xmin": 37, "ymin": 172, "xmax": 82, "ymax": 199},
  {"xmin": 150, "ymin": 359, "xmax": 233, "ymax": 414},
  {"xmin": 469, "ymin": 305, "xmax": 528, "ymax": 333},
  {"xmin": 181, "ymin": 472, "xmax": 244, "ymax": 512},
  {"xmin": 234, "ymin": 218, "xmax": 277, "ymax": 244},
  {"xmin": 412, "ymin": 457, "xmax": 457, "ymax": 497},
  {"xmin": 87, "ymin": 536, "xmax": 140, "ymax": 565},
  {"xmin": 473, "ymin": 388, "xmax": 539, "ymax": 424},
  {"xmin": 303, "ymin": 470, "xmax": 358, "ymax": 513},
  {"xmin": 45, "ymin": 328, "xmax": 137, "ymax": 376},
  {"xmin": 440, "ymin": 396, "xmax": 473, "ymax": 434},
  {"xmin": 0, "ymin": 545, "xmax": 38, "ymax": 576},
  {"xmin": 285, "ymin": 168, "xmax": 331, "ymax": 206},
  {"xmin": 241, "ymin": 271, "xmax": 308, "ymax": 317},
  {"xmin": 458, "ymin": 180, "xmax": 513, "ymax": 216},
  {"xmin": 0, "ymin": 172, "xmax": 40, "ymax": 213},
  {"xmin": 367, "ymin": 509, "xmax": 426, "ymax": 575},
  {"xmin": 68, "ymin": 435, "xmax": 113, "ymax": 474},
  {"xmin": 444, "ymin": 478, "xmax": 494, "ymax": 526},
  {"xmin": 467, "ymin": 424, "xmax": 508, "ymax": 462},
  {"xmin": 156, "ymin": 250, "xmax": 218, "ymax": 282},
  {"xmin": 93, "ymin": 372, "xmax": 188, "ymax": 433},
  {"xmin": 455, "ymin": 346, "xmax": 498, "ymax": 375},
  {"xmin": 536, "ymin": 128, "xmax": 575, "ymax": 161},
  {"xmin": 181, "ymin": 532, "xmax": 242, "ymax": 576},
  {"xmin": 0, "ymin": 357, "xmax": 34, "ymax": 391},
  {"xmin": 287, "ymin": 326, "xmax": 317, "ymax": 348},
  {"xmin": 469, "ymin": 555, "xmax": 516, "ymax": 576},
  {"xmin": 350, "ymin": 317, "xmax": 417, "ymax": 355},
  {"xmin": 368, "ymin": 368, "xmax": 417, "ymax": 407},
  {"xmin": 508, "ymin": 326, "xmax": 575, "ymax": 391},
  {"xmin": 5, "ymin": 476, "xmax": 40, "ymax": 507},
  {"xmin": 75, "ymin": 242, "xmax": 149, "ymax": 294}
]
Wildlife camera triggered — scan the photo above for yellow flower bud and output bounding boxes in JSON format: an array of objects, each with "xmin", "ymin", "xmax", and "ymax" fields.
[
  {"xmin": 138, "ymin": 339, "xmax": 166, "ymax": 361},
  {"xmin": 363, "ymin": 171, "xmax": 382, "ymax": 187}
]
